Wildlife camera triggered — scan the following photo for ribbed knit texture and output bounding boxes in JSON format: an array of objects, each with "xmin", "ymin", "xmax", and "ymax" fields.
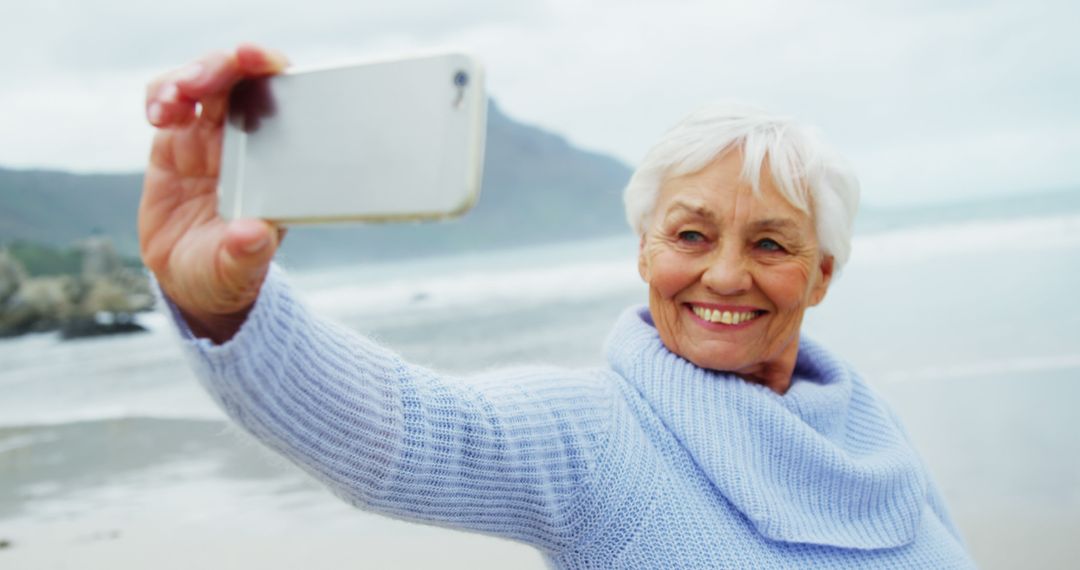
[{"xmin": 171, "ymin": 267, "xmax": 976, "ymax": 568}]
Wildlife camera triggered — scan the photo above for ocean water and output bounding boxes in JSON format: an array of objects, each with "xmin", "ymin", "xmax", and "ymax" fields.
[{"xmin": 1, "ymin": 195, "xmax": 1079, "ymax": 568}]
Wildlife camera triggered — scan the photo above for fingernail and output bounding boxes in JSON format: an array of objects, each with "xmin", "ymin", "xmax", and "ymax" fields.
[
  {"xmin": 159, "ymin": 83, "xmax": 179, "ymax": 103},
  {"xmin": 177, "ymin": 63, "xmax": 204, "ymax": 83},
  {"xmin": 269, "ymin": 51, "xmax": 290, "ymax": 68},
  {"xmin": 242, "ymin": 235, "xmax": 270, "ymax": 254},
  {"xmin": 147, "ymin": 102, "xmax": 164, "ymax": 125}
]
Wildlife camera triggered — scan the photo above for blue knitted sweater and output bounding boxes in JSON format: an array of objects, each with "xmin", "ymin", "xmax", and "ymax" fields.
[{"xmin": 173, "ymin": 269, "xmax": 975, "ymax": 568}]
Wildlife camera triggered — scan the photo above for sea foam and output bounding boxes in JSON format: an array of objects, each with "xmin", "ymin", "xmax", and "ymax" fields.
[{"xmin": 297, "ymin": 213, "xmax": 1080, "ymax": 317}]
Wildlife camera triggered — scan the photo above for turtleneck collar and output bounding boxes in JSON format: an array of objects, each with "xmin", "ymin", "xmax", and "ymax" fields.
[{"xmin": 605, "ymin": 305, "xmax": 928, "ymax": 549}]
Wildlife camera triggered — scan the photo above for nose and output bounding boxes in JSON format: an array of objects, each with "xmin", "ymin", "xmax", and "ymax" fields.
[{"xmin": 701, "ymin": 245, "xmax": 751, "ymax": 296}]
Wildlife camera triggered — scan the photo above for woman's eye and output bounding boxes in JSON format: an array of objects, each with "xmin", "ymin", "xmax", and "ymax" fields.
[
  {"xmin": 678, "ymin": 230, "xmax": 707, "ymax": 243},
  {"xmin": 756, "ymin": 238, "xmax": 785, "ymax": 252}
]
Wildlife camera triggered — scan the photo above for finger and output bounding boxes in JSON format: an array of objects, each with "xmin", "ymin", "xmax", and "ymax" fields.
[
  {"xmin": 146, "ymin": 77, "xmax": 197, "ymax": 127},
  {"xmin": 198, "ymin": 45, "xmax": 289, "ymax": 125},
  {"xmin": 144, "ymin": 45, "xmax": 288, "ymax": 128},
  {"xmin": 172, "ymin": 50, "xmax": 237, "ymax": 103},
  {"xmin": 235, "ymin": 43, "xmax": 290, "ymax": 75},
  {"xmin": 146, "ymin": 97, "xmax": 197, "ymax": 128},
  {"xmin": 144, "ymin": 59, "xmax": 210, "ymax": 127},
  {"xmin": 154, "ymin": 102, "xmax": 197, "ymax": 127},
  {"xmin": 217, "ymin": 219, "xmax": 280, "ymax": 295},
  {"xmin": 224, "ymin": 218, "xmax": 278, "ymax": 257},
  {"xmin": 179, "ymin": 44, "xmax": 288, "ymax": 97}
]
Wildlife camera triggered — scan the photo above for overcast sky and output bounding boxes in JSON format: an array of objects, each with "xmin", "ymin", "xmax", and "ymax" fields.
[{"xmin": 2, "ymin": 0, "xmax": 1077, "ymax": 206}]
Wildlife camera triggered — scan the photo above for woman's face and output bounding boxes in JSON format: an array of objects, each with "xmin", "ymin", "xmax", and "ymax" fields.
[{"xmin": 638, "ymin": 150, "xmax": 834, "ymax": 392}]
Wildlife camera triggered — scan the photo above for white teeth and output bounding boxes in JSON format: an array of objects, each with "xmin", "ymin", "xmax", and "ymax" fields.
[{"xmin": 692, "ymin": 306, "xmax": 758, "ymax": 325}]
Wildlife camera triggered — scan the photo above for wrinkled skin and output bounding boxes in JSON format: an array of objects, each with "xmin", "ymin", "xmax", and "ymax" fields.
[
  {"xmin": 138, "ymin": 45, "xmax": 289, "ymax": 343},
  {"xmin": 638, "ymin": 150, "xmax": 834, "ymax": 394}
]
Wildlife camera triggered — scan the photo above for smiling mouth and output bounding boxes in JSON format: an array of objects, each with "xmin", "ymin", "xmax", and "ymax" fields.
[{"xmin": 689, "ymin": 304, "xmax": 765, "ymax": 326}]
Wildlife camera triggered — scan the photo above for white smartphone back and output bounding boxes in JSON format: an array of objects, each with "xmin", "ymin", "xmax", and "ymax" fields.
[{"xmin": 218, "ymin": 53, "xmax": 486, "ymax": 224}]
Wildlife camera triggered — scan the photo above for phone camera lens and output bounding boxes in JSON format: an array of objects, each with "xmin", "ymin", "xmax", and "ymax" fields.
[{"xmin": 453, "ymin": 71, "xmax": 469, "ymax": 87}]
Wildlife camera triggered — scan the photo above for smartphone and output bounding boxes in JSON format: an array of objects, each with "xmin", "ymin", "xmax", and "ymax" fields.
[{"xmin": 217, "ymin": 53, "xmax": 486, "ymax": 224}]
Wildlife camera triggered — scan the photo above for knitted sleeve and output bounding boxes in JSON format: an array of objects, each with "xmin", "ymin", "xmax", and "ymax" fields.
[{"xmin": 168, "ymin": 267, "xmax": 615, "ymax": 551}]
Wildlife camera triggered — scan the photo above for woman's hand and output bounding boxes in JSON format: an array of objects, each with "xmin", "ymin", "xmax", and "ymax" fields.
[{"xmin": 139, "ymin": 45, "xmax": 288, "ymax": 343}]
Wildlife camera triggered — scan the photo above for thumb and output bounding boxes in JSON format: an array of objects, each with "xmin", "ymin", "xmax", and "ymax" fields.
[{"xmin": 217, "ymin": 218, "xmax": 280, "ymax": 301}]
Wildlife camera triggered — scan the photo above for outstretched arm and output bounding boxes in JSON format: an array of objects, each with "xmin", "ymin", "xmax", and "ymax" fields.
[
  {"xmin": 167, "ymin": 266, "xmax": 615, "ymax": 552},
  {"xmin": 142, "ymin": 45, "xmax": 615, "ymax": 551}
]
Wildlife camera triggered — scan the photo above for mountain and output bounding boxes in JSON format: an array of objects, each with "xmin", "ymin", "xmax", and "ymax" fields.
[
  {"xmin": 0, "ymin": 170, "xmax": 143, "ymax": 256},
  {"xmin": 0, "ymin": 100, "xmax": 635, "ymax": 268}
]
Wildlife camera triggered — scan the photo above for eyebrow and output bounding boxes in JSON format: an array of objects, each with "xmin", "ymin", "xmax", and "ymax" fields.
[
  {"xmin": 665, "ymin": 200, "xmax": 715, "ymax": 220},
  {"xmin": 664, "ymin": 201, "xmax": 801, "ymax": 232},
  {"xmin": 749, "ymin": 218, "xmax": 800, "ymax": 232}
]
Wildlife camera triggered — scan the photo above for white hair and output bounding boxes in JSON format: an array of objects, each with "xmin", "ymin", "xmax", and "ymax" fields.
[{"xmin": 623, "ymin": 102, "xmax": 861, "ymax": 271}]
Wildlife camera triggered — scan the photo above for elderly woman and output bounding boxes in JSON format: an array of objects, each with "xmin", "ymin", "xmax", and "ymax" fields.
[{"xmin": 142, "ymin": 45, "xmax": 975, "ymax": 568}]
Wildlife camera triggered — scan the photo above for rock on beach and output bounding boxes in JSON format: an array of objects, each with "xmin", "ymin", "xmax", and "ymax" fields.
[{"xmin": 0, "ymin": 239, "xmax": 153, "ymax": 339}]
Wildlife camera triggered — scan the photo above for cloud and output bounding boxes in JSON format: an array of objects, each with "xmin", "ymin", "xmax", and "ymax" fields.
[
  {"xmin": 1, "ymin": 0, "xmax": 1077, "ymax": 204},
  {"xmin": 4, "ymin": 0, "xmax": 545, "ymax": 71}
]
